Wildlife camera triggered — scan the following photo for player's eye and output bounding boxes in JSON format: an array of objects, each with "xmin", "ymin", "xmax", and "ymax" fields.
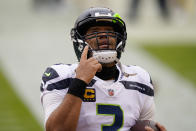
[
  {"xmin": 91, "ymin": 30, "xmax": 98, "ymax": 33},
  {"xmin": 86, "ymin": 30, "xmax": 97, "ymax": 35}
]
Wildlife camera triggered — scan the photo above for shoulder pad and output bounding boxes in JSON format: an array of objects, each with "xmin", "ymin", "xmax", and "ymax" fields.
[
  {"xmin": 42, "ymin": 67, "xmax": 59, "ymax": 84},
  {"xmin": 126, "ymin": 65, "xmax": 152, "ymax": 84}
]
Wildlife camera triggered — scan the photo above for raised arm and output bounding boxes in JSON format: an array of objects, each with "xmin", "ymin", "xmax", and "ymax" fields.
[{"xmin": 45, "ymin": 46, "xmax": 102, "ymax": 131}]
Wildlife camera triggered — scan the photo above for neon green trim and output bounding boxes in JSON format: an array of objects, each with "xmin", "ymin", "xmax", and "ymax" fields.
[
  {"xmin": 113, "ymin": 13, "xmax": 122, "ymax": 19},
  {"xmin": 113, "ymin": 13, "xmax": 123, "ymax": 25},
  {"xmin": 44, "ymin": 72, "xmax": 51, "ymax": 77}
]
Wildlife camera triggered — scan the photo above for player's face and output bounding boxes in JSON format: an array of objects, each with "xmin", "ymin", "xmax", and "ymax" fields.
[{"xmin": 85, "ymin": 26, "xmax": 117, "ymax": 50}]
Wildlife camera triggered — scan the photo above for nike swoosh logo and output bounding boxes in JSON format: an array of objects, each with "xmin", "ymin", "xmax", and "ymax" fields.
[{"xmin": 44, "ymin": 72, "xmax": 51, "ymax": 77}]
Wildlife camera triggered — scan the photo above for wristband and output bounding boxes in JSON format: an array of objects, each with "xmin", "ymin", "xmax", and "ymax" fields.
[{"xmin": 67, "ymin": 78, "xmax": 87, "ymax": 99}]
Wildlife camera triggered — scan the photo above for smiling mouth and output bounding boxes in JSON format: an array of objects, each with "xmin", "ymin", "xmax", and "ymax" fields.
[{"xmin": 99, "ymin": 44, "xmax": 109, "ymax": 49}]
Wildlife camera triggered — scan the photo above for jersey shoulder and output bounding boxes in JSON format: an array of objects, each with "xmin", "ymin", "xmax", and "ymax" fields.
[
  {"xmin": 42, "ymin": 63, "xmax": 77, "ymax": 84},
  {"xmin": 122, "ymin": 65, "xmax": 153, "ymax": 86},
  {"xmin": 120, "ymin": 65, "xmax": 154, "ymax": 96},
  {"xmin": 40, "ymin": 63, "xmax": 78, "ymax": 93}
]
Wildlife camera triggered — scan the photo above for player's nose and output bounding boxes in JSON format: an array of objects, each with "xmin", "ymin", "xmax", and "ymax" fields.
[{"xmin": 98, "ymin": 32, "xmax": 108, "ymax": 39}]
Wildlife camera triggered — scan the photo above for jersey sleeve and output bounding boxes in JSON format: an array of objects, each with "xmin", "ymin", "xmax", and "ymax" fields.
[
  {"xmin": 127, "ymin": 65, "xmax": 155, "ymax": 120},
  {"xmin": 139, "ymin": 96, "xmax": 155, "ymax": 120},
  {"xmin": 42, "ymin": 89, "xmax": 67, "ymax": 125},
  {"xmin": 40, "ymin": 64, "xmax": 76, "ymax": 125}
]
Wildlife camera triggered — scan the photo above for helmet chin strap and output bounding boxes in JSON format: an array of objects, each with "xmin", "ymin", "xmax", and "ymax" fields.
[
  {"xmin": 92, "ymin": 50, "xmax": 117, "ymax": 64},
  {"xmin": 92, "ymin": 49, "xmax": 126, "ymax": 76},
  {"xmin": 115, "ymin": 58, "xmax": 124, "ymax": 74}
]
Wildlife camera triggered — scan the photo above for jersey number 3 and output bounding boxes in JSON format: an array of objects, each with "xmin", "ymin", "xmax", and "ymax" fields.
[{"xmin": 97, "ymin": 104, "xmax": 124, "ymax": 131}]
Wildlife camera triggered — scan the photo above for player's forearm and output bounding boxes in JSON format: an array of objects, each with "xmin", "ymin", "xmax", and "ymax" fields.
[
  {"xmin": 46, "ymin": 78, "xmax": 87, "ymax": 131},
  {"xmin": 46, "ymin": 94, "xmax": 82, "ymax": 131}
]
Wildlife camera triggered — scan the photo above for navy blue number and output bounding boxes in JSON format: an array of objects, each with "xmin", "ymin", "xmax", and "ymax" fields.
[{"xmin": 97, "ymin": 104, "xmax": 124, "ymax": 131}]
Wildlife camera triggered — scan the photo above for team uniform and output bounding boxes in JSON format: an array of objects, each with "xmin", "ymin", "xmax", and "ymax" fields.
[{"xmin": 40, "ymin": 63, "xmax": 155, "ymax": 131}]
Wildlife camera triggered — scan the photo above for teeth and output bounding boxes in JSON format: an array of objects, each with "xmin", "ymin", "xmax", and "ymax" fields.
[{"xmin": 99, "ymin": 45, "xmax": 108, "ymax": 49}]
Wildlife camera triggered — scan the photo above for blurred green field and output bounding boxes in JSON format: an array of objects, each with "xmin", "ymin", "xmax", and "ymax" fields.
[
  {"xmin": 142, "ymin": 43, "xmax": 196, "ymax": 88},
  {"xmin": 0, "ymin": 68, "xmax": 43, "ymax": 131}
]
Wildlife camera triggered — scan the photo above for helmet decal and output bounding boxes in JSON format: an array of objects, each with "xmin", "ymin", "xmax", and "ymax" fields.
[
  {"xmin": 95, "ymin": 12, "xmax": 112, "ymax": 17},
  {"xmin": 78, "ymin": 44, "xmax": 83, "ymax": 52}
]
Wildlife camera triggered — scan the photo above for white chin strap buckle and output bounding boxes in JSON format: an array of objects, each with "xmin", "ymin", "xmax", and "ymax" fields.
[{"xmin": 92, "ymin": 50, "xmax": 117, "ymax": 64}]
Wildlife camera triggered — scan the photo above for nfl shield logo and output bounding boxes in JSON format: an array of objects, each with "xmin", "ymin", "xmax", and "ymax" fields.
[{"xmin": 108, "ymin": 89, "xmax": 114, "ymax": 96}]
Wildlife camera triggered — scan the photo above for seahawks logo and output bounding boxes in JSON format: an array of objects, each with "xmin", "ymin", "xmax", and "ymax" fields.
[{"xmin": 78, "ymin": 44, "xmax": 83, "ymax": 52}]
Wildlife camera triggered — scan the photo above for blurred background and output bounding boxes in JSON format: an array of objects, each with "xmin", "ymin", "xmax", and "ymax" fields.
[{"xmin": 0, "ymin": 0, "xmax": 196, "ymax": 130}]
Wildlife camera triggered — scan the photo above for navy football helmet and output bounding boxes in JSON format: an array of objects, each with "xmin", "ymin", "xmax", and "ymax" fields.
[{"xmin": 71, "ymin": 7, "xmax": 127, "ymax": 63}]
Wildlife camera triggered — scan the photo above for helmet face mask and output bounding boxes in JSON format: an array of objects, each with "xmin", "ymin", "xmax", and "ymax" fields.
[
  {"xmin": 84, "ymin": 31, "xmax": 117, "ymax": 51},
  {"xmin": 71, "ymin": 7, "xmax": 127, "ymax": 63}
]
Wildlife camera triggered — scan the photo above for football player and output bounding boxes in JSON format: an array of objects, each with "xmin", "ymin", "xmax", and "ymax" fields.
[{"xmin": 40, "ymin": 7, "xmax": 166, "ymax": 131}]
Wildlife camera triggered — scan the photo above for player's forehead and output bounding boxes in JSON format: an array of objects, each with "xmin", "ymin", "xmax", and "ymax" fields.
[{"xmin": 87, "ymin": 26, "xmax": 114, "ymax": 32}]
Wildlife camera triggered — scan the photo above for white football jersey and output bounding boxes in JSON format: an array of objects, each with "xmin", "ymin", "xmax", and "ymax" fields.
[{"xmin": 40, "ymin": 63, "xmax": 155, "ymax": 131}]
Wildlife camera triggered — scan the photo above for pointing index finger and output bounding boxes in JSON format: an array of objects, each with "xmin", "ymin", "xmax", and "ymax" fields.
[{"xmin": 80, "ymin": 46, "xmax": 88, "ymax": 61}]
